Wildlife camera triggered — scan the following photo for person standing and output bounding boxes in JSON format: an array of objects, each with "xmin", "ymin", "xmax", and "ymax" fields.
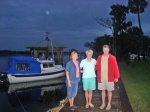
[
  {"xmin": 65, "ymin": 50, "xmax": 80, "ymax": 111},
  {"xmin": 95, "ymin": 45, "xmax": 120, "ymax": 110},
  {"xmin": 80, "ymin": 50, "xmax": 96, "ymax": 108}
]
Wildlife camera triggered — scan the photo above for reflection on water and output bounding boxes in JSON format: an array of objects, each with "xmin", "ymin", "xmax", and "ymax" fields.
[{"xmin": 1, "ymin": 80, "xmax": 66, "ymax": 112}]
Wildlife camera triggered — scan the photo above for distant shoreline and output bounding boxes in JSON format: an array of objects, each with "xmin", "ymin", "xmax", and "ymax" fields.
[
  {"xmin": 0, "ymin": 50, "xmax": 86, "ymax": 56},
  {"xmin": 0, "ymin": 50, "xmax": 30, "ymax": 56}
]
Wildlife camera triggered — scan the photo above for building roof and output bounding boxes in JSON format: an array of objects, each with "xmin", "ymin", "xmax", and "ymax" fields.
[{"xmin": 26, "ymin": 37, "xmax": 67, "ymax": 49}]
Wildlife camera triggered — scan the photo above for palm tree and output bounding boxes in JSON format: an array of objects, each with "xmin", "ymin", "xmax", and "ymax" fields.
[
  {"xmin": 128, "ymin": 0, "xmax": 148, "ymax": 58},
  {"xmin": 128, "ymin": 0, "xmax": 148, "ymax": 31}
]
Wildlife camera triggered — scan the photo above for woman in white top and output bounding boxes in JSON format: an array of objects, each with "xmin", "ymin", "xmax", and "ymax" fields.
[{"xmin": 80, "ymin": 50, "xmax": 96, "ymax": 108}]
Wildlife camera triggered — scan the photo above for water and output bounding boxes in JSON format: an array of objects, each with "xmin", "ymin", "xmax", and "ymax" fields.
[
  {"xmin": 0, "ymin": 84, "xmax": 66, "ymax": 112},
  {"xmin": 0, "ymin": 54, "xmax": 85, "ymax": 112},
  {"xmin": 0, "ymin": 56, "xmax": 8, "ymax": 72}
]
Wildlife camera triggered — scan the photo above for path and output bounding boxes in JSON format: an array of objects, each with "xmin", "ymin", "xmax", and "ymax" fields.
[{"xmin": 60, "ymin": 79, "xmax": 133, "ymax": 112}]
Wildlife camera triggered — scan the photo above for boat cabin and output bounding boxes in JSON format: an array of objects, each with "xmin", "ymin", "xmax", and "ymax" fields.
[
  {"xmin": 37, "ymin": 60, "xmax": 55, "ymax": 71},
  {"xmin": 3, "ymin": 56, "xmax": 41, "ymax": 74}
]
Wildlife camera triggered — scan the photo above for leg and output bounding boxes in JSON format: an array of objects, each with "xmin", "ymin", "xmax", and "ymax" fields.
[
  {"xmin": 66, "ymin": 82, "xmax": 76, "ymax": 110},
  {"xmin": 69, "ymin": 98, "xmax": 73, "ymax": 107},
  {"xmin": 89, "ymin": 78, "xmax": 95, "ymax": 104},
  {"xmin": 66, "ymin": 82, "xmax": 73, "ymax": 107},
  {"xmin": 88, "ymin": 90, "xmax": 94, "ymax": 107},
  {"xmin": 105, "ymin": 81, "xmax": 114, "ymax": 110},
  {"xmin": 101, "ymin": 90, "xmax": 106, "ymax": 105},
  {"xmin": 105, "ymin": 91, "xmax": 112, "ymax": 110},
  {"xmin": 88, "ymin": 77, "xmax": 95, "ymax": 107},
  {"xmin": 89, "ymin": 90, "xmax": 92, "ymax": 104},
  {"xmin": 107, "ymin": 91, "xmax": 112, "ymax": 106},
  {"xmin": 85, "ymin": 90, "xmax": 89, "ymax": 104},
  {"xmin": 83, "ymin": 78, "xmax": 90, "ymax": 108},
  {"xmin": 71, "ymin": 97, "xmax": 74, "ymax": 106},
  {"xmin": 72, "ymin": 82, "xmax": 78, "ymax": 106},
  {"xmin": 68, "ymin": 98, "xmax": 75, "ymax": 111},
  {"xmin": 98, "ymin": 82, "xmax": 106, "ymax": 109},
  {"xmin": 85, "ymin": 90, "xmax": 90, "ymax": 108},
  {"xmin": 100, "ymin": 90, "xmax": 106, "ymax": 109}
]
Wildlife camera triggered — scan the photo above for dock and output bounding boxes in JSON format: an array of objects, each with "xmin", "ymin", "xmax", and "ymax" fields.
[{"xmin": 60, "ymin": 79, "xmax": 133, "ymax": 112}]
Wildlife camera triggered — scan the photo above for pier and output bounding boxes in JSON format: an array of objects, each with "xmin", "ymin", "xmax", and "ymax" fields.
[{"xmin": 60, "ymin": 79, "xmax": 133, "ymax": 112}]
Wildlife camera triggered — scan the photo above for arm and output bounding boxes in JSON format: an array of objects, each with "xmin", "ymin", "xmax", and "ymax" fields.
[
  {"xmin": 66, "ymin": 71, "xmax": 71, "ymax": 87},
  {"xmin": 95, "ymin": 56, "xmax": 101, "ymax": 83},
  {"xmin": 114, "ymin": 57, "xmax": 120, "ymax": 82},
  {"xmin": 65, "ymin": 62, "xmax": 71, "ymax": 87},
  {"xmin": 95, "ymin": 56, "xmax": 100, "ymax": 71},
  {"xmin": 80, "ymin": 60, "xmax": 83, "ymax": 73}
]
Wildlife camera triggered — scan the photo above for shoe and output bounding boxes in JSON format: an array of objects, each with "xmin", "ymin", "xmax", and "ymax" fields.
[
  {"xmin": 72, "ymin": 105, "xmax": 78, "ymax": 109},
  {"xmin": 69, "ymin": 106, "xmax": 75, "ymax": 111},
  {"xmin": 85, "ymin": 103, "xmax": 89, "ymax": 108},
  {"xmin": 100, "ymin": 103, "xmax": 106, "ymax": 109},
  {"xmin": 89, "ymin": 103, "xmax": 94, "ymax": 108},
  {"xmin": 106, "ymin": 104, "xmax": 111, "ymax": 110}
]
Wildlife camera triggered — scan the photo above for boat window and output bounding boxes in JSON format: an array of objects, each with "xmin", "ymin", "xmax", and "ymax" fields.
[
  {"xmin": 48, "ymin": 63, "xmax": 54, "ymax": 67},
  {"xmin": 43, "ymin": 63, "xmax": 54, "ymax": 68},
  {"xmin": 43, "ymin": 64, "xmax": 48, "ymax": 68},
  {"xmin": 16, "ymin": 63, "xmax": 30, "ymax": 71}
]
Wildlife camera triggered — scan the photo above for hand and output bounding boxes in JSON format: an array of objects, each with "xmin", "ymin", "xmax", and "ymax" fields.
[
  {"xmin": 80, "ymin": 70, "xmax": 83, "ymax": 73},
  {"xmin": 68, "ymin": 81, "xmax": 71, "ymax": 87},
  {"xmin": 114, "ymin": 78, "xmax": 118, "ymax": 83}
]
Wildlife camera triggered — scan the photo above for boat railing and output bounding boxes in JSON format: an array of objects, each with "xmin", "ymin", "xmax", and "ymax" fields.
[
  {"xmin": 36, "ymin": 58, "xmax": 55, "ymax": 63},
  {"xmin": 55, "ymin": 65, "xmax": 63, "ymax": 69},
  {"xmin": 36, "ymin": 58, "xmax": 63, "ymax": 69}
]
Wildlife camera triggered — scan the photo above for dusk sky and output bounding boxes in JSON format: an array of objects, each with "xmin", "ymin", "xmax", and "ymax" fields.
[{"xmin": 0, "ymin": 0, "xmax": 150, "ymax": 52}]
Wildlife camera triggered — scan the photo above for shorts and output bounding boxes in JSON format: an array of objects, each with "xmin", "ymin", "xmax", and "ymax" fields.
[
  {"xmin": 98, "ymin": 80, "xmax": 114, "ymax": 91},
  {"xmin": 82, "ymin": 77, "xmax": 96, "ymax": 91},
  {"xmin": 66, "ymin": 81, "xmax": 78, "ymax": 99}
]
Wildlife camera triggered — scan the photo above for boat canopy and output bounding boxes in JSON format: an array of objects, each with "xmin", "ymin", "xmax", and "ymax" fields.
[{"xmin": 3, "ymin": 56, "xmax": 41, "ymax": 74}]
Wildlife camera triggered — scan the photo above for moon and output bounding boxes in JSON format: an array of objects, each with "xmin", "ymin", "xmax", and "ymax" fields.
[{"xmin": 45, "ymin": 10, "xmax": 50, "ymax": 15}]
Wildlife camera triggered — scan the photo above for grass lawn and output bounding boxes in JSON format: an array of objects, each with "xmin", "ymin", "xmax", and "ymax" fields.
[{"xmin": 119, "ymin": 61, "xmax": 150, "ymax": 112}]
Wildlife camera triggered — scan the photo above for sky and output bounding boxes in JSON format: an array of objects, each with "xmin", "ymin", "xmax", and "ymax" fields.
[{"xmin": 0, "ymin": 0, "xmax": 150, "ymax": 52}]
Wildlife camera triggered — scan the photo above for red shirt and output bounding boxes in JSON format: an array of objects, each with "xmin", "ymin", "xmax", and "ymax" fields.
[{"xmin": 95, "ymin": 54, "xmax": 120, "ymax": 83}]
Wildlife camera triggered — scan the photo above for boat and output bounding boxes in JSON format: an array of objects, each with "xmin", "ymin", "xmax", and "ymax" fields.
[
  {"xmin": 7, "ymin": 76, "xmax": 65, "ymax": 93},
  {"xmin": 1, "ymin": 56, "xmax": 65, "ymax": 84}
]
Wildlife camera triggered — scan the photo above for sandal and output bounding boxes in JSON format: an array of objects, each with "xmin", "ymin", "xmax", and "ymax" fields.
[
  {"xmin": 100, "ymin": 103, "xmax": 106, "ymax": 109},
  {"xmin": 72, "ymin": 105, "xmax": 78, "ymax": 109},
  {"xmin": 106, "ymin": 104, "xmax": 111, "ymax": 110},
  {"xmin": 89, "ymin": 103, "xmax": 94, "ymax": 108},
  {"xmin": 85, "ymin": 103, "xmax": 89, "ymax": 108},
  {"xmin": 69, "ymin": 106, "xmax": 75, "ymax": 111}
]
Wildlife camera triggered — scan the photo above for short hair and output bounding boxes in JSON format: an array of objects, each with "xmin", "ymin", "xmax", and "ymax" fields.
[
  {"xmin": 85, "ymin": 50, "xmax": 93, "ymax": 55},
  {"xmin": 70, "ymin": 51, "xmax": 78, "ymax": 59},
  {"xmin": 102, "ymin": 45, "xmax": 110, "ymax": 49}
]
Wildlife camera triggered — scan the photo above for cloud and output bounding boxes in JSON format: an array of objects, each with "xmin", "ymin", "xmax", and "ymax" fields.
[{"xmin": 0, "ymin": 0, "xmax": 149, "ymax": 51}]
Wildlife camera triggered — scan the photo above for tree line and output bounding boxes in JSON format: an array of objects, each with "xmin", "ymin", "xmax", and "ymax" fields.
[{"xmin": 85, "ymin": 0, "xmax": 150, "ymax": 60}]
